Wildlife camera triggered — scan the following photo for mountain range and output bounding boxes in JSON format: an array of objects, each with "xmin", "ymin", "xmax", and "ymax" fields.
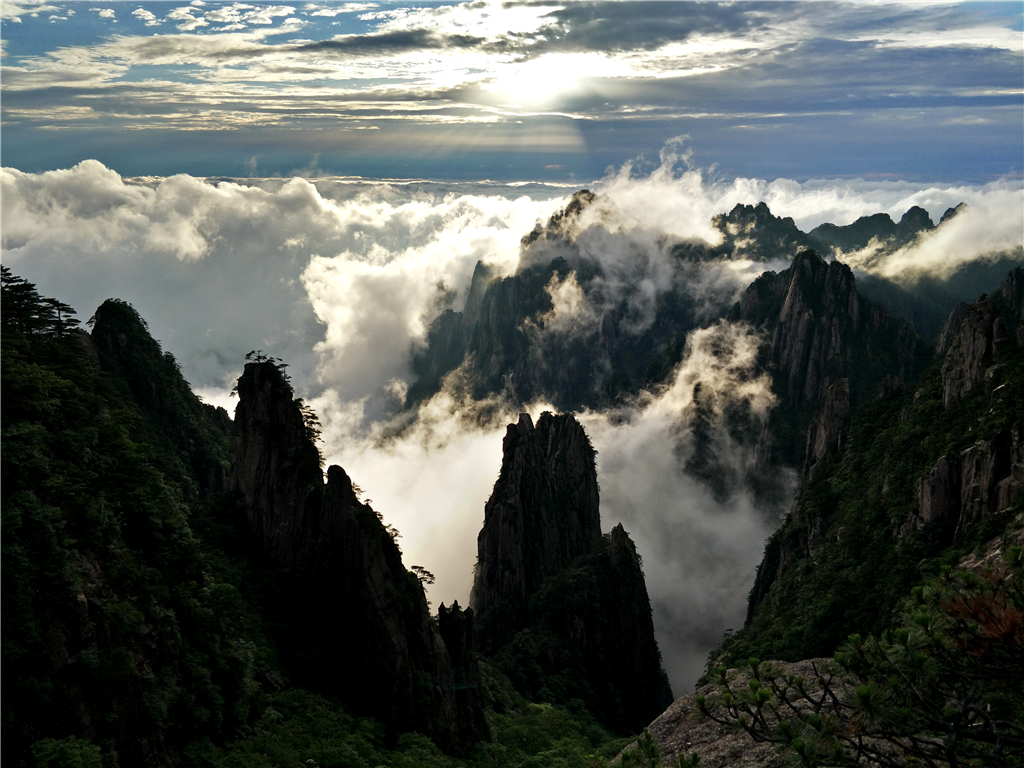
[{"xmin": 2, "ymin": 189, "xmax": 1022, "ymax": 768}]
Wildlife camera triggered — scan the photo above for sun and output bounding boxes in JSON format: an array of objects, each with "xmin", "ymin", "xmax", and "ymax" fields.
[{"xmin": 487, "ymin": 53, "xmax": 616, "ymax": 110}]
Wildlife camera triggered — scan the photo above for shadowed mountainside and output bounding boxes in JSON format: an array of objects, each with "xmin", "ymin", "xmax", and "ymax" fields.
[{"xmin": 230, "ymin": 360, "xmax": 487, "ymax": 750}]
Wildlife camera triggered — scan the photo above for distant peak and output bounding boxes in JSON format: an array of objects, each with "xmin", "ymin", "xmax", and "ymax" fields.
[{"xmin": 939, "ymin": 202, "xmax": 968, "ymax": 225}]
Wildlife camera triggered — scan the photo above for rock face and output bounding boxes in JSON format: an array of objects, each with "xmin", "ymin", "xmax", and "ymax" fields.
[
  {"xmin": 801, "ymin": 378, "xmax": 850, "ymax": 483},
  {"xmin": 906, "ymin": 427, "xmax": 1024, "ymax": 542},
  {"xmin": 733, "ymin": 250, "xmax": 929, "ymax": 465},
  {"xmin": 939, "ymin": 267, "xmax": 1024, "ymax": 408},
  {"xmin": 470, "ymin": 412, "xmax": 601, "ymax": 631},
  {"xmin": 230, "ymin": 361, "xmax": 484, "ymax": 750},
  {"xmin": 470, "ymin": 412, "xmax": 672, "ymax": 733}
]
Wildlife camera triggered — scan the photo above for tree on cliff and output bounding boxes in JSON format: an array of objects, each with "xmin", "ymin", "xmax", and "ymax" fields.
[{"xmin": 698, "ymin": 554, "xmax": 1024, "ymax": 767}]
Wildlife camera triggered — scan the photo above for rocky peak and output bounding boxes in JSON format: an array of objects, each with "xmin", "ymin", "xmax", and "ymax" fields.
[
  {"xmin": 469, "ymin": 411, "xmax": 601, "ymax": 628},
  {"xmin": 231, "ymin": 361, "xmax": 324, "ymax": 573},
  {"xmin": 809, "ymin": 205, "xmax": 939, "ymax": 255},
  {"xmin": 470, "ymin": 412, "xmax": 672, "ymax": 732},
  {"xmin": 711, "ymin": 201, "xmax": 814, "ymax": 260},
  {"xmin": 939, "ymin": 202, "xmax": 968, "ymax": 225},
  {"xmin": 520, "ymin": 189, "xmax": 596, "ymax": 251},
  {"xmin": 897, "ymin": 205, "xmax": 935, "ymax": 239},
  {"xmin": 940, "ymin": 267, "xmax": 1024, "ymax": 408},
  {"xmin": 229, "ymin": 361, "xmax": 484, "ymax": 750},
  {"xmin": 90, "ymin": 298, "xmax": 231, "ymax": 499},
  {"xmin": 734, "ymin": 250, "xmax": 928, "ymax": 465}
]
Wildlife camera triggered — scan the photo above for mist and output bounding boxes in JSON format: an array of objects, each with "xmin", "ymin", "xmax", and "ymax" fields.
[{"xmin": 4, "ymin": 150, "xmax": 1021, "ymax": 693}]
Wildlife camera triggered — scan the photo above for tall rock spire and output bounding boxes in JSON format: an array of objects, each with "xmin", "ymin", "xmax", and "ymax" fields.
[
  {"xmin": 470, "ymin": 412, "xmax": 601, "ymax": 632},
  {"xmin": 470, "ymin": 411, "xmax": 672, "ymax": 733}
]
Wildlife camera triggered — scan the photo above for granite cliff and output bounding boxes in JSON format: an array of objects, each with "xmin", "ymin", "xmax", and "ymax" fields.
[
  {"xmin": 733, "ymin": 249, "xmax": 930, "ymax": 466},
  {"xmin": 230, "ymin": 361, "xmax": 486, "ymax": 750},
  {"xmin": 722, "ymin": 267, "xmax": 1024, "ymax": 667},
  {"xmin": 470, "ymin": 412, "xmax": 601, "ymax": 635},
  {"xmin": 470, "ymin": 412, "xmax": 672, "ymax": 734}
]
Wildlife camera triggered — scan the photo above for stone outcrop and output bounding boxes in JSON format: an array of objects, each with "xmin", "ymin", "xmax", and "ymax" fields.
[
  {"xmin": 470, "ymin": 412, "xmax": 672, "ymax": 733},
  {"xmin": 470, "ymin": 412, "xmax": 601, "ymax": 632},
  {"xmin": 906, "ymin": 427, "xmax": 1024, "ymax": 541},
  {"xmin": 230, "ymin": 361, "xmax": 484, "ymax": 750},
  {"xmin": 940, "ymin": 267, "xmax": 1024, "ymax": 408},
  {"xmin": 642, "ymin": 659, "xmax": 833, "ymax": 768},
  {"xmin": 801, "ymin": 378, "xmax": 850, "ymax": 482},
  {"xmin": 733, "ymin": 250, "xmax": 929, "ymax": 465}
]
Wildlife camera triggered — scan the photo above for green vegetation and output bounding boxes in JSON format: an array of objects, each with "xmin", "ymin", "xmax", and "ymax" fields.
[
  {"xmin": 485, "ymin": 534, "xmax": 672, "ymax": 735},
  {"xmin": 2, "ymin": 270, "xmax": 274, "ymax": 763},
  {"xmin": 699, "ymin": 551, "xmax": 1024, "ymax": 766},
  {"xmin": 718, "ymin": 345, "xmax": 1024, "ymax": 668},
  {"xmin": 1, "ymin": 270, "xmax": 650, "ymax": 767}
]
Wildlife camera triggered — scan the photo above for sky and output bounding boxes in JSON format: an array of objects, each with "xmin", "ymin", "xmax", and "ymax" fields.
[
  {"xmin": 2, "ymin": 0, "xmax": 1022, "ymax": 181},
  {"xmin": 2, "ymin": 1, "xmax": 1023, "ymax": 693}
]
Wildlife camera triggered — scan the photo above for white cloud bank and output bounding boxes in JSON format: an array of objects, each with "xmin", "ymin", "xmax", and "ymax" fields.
[{"xmin": 2, "ymin": 155, "xmax": 1021, "ymax": 691}]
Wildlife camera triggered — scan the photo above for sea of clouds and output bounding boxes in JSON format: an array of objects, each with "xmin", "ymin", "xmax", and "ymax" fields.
[{"xmin": 3, "ymin": 150, "xmax": 1021, "ymax": 691}]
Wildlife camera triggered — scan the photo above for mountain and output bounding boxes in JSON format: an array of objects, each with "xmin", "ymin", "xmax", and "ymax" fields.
[
  {"xmin": 731, "ymin": 249, "xmax": 932, "ymax": 467},
  {"xmin": 3, "ymin": 267, "xmax": 660, "ymax": 768},
  {"xmin": 638, "ymin": 268, "xmax": 1024, "ymax": 767},
  {"xmin": 709, "ymin": 201, "xmax": 816, "ymax": 261},
  {"xmin": 1, "ymin": 273, "xmax": 491, "ymax": 765},
  {"xmin": 808, "ymin": 203, "xmax": 1024, "ymax": 340},
  {"xmin": 2, "ymin": 277, "xmax": 253, "ymax": 765},
  {"xmin": 720, "ymin": 266, "xmax": 1024, "ymax": 666},
  {"xmin": 4, "ymin": 189, "xmax": 1020, "ymax": 766},
  {"xmin": 409, "ymin": 196, "xmax": 1002, "ymax": 506},
  {"xmin": 410, "ymin": 192, "xmax": 699, "ymax": 412},
  {"xmin": 471, "ymin": 412, "xmax": 673, "ymax": 734},
  {"xmin": 229, "ymin": 359, "xmax": 487, "ymax": 750},
  {"xmin": 808, "ymin": 205, "xmax": 936, "ymax": 254}
]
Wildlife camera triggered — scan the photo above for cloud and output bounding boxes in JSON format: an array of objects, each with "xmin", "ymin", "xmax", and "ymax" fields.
[
  {"xmin": 305, "ymin": 2, "xmax": 377, "ymax": 17},
  {"xmin": 3, "ymin": 0, "xmax": 1020, "ymax": 160},
  {"xmin": 834, "ymin": 182, "xmax": 1024, "ymax": 281},
  {"xmin": 0, "ymin": 160, "xmax": 564, "ymax": 397},
  {"xmin": 167, "ymin": 5, "xmax": 209, "ymax": 31},
  {"xmin": 309, "ymin": 317, "xmax": 784, "ymax": 693},
  {"xmin": 299, "ymin": 189, "xmax": 560, "ymax": 415},
  {"xmin": 577, "ymin": 320, "xmax": 785, "ymax": 690},
  {"xmin": 132, "ymin": 8, "xmax": 160, "ymax": 26},
  {"xmin": 90, "ymin": 8, "xmax": 115, "ymax": 20},
  {"xmin": 3, "ymin": 154, "xmax": 1021, "ymax": 693},
  {"xmin": 2, "ymin": 1, "xmax": 62, "ymax": 22},
  {"xmin": 295, "ymin": 28, "xmax": 486, "ymax": 57}
]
